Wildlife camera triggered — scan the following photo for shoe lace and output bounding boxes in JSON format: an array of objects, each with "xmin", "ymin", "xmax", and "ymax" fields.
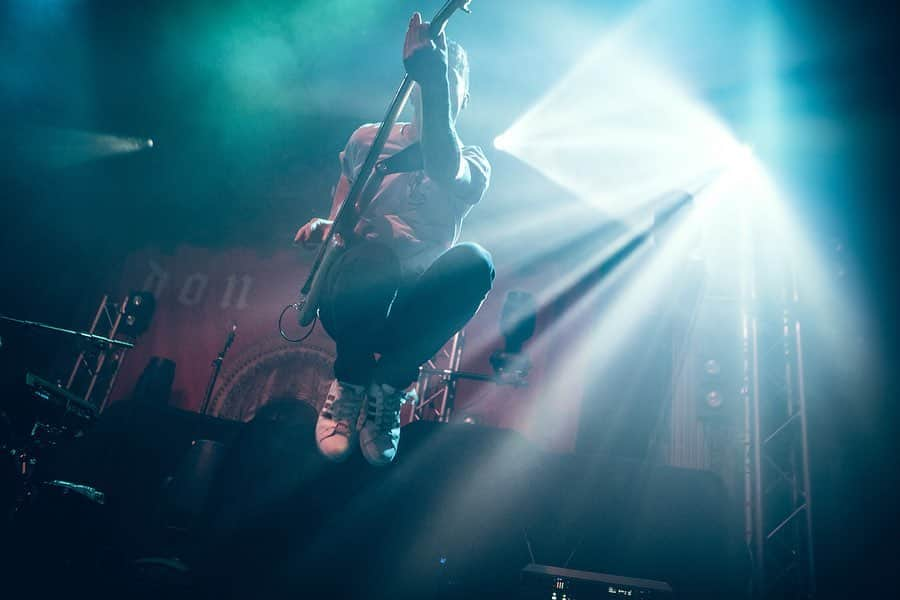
[
  {"xmin": 324, "ymin": 386, "xmax": 362, "ymax": 421},
  {"xmin": 368, "ymin": 387, "xmax": 402, "ymax": 429}
]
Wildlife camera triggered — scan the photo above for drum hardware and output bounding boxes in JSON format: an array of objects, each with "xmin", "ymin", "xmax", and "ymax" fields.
[
  {"xmin": 0, "ymin": 312, "xmax": 134, "ymax": 350},
  {"xmin": 26, "ymin": 371, "xmax": 98, "ymax": 437},
  {"xmin": 1, "ymin": 304, "xmax": 138, "ymax": 414},
  {"xmin": 43, "ymin": 479, "xmax": 106, "ymax": 505},
  {"xmin": 3, "ymin": 372, "xmax": 103, "ymax": 521},
  {"xmin": 0, "ymin": 297, "xmax": 150, "ymax": 528}
]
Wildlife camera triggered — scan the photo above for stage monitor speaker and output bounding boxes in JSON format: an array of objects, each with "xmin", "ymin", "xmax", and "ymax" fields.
[{"xmin": 520, "ymin": 564, "xmax": 673, "ymax": 599}]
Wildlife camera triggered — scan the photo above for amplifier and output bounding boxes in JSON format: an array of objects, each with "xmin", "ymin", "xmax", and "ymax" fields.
[{"xmin": 520, "ymin": 564, "xmax": 673, "ymax": 599}]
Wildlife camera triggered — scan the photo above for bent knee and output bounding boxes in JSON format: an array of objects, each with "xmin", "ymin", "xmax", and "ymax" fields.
[{"xmin": 449, "ymin": 242, "xmax": 494, "ymax": 294}]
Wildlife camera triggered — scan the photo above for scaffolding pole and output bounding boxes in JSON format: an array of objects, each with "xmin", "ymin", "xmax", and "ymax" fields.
[
  {"xmin": 66, "ymin": 294, "xmax": 133, "ymax": 412},
  {"xmin": 406, "ymin": 330, "xmax": 465, "ymax": 424},
  {"xmin": 746, "ymin": 261, "xmax": 816, "ymax": 599}
]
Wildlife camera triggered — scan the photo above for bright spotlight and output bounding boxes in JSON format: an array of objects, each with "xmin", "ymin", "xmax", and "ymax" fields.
[
  {"xmin": 723, "ymin": 143, "xmax": 755, "ymax": 175},
  {"xmin": 493, "ymin": 40, "xmax": 738, "ymax": 217},
  {"xmin": 24, "ymin": 127, "xmax": 157, "ymax": 167}
]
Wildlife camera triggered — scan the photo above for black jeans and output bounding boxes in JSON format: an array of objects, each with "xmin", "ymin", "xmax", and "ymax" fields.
[{"xmin": 318, "ymin": 241, "xmax": 494, "ymax": 389}]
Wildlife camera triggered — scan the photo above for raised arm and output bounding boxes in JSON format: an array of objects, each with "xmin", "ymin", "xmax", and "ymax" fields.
[{"xmin": 403, "ymin": 12, "xmax": 474, "ymax": 193}]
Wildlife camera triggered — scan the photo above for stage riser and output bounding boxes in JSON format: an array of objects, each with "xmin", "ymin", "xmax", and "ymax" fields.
[{"xmin": 9, "ymin": 402, "xmax": 742, "ymax": 599}]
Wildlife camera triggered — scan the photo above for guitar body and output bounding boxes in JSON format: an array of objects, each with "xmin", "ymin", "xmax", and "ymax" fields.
[{"xmin": 297, "ymin": 235, "xmax": 345, "ymax": 327}]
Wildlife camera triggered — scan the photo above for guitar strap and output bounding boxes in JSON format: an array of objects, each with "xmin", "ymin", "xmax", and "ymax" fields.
[
  {"xmin": 379, "ymin": 141, "xmax": 424, "ymax": 174},
  {"xmin": 355, "ymin": 142, "xmax": 423, "ymax": 215}
]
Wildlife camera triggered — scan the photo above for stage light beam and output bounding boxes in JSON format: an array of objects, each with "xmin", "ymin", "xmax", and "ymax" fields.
[
  {"xmin": 493, "ymin": 34, "xmax": 740, "ymax": 217},
  {"xmin": 492, "ymin": 133, "xmax": 511, "ymax": 152},
  {"xmin": 21, "ymin": 127, "xmax": 155, "ymax": 168}
]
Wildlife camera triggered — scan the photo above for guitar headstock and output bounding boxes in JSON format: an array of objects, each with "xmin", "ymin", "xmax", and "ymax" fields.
[{"xmin": 431, "ymin": 0, "xmax": 474, "ymax": 36}]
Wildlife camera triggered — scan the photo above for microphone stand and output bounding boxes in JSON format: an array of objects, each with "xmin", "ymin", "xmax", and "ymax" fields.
[{"xmin": 200, "ymin": 323, "xmax": 236, "ymax": 415}]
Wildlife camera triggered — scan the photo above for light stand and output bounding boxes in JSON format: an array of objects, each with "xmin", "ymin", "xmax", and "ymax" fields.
[{"xmin": 409, "ymin": 291, "xmax": 537, "ymax": 424}]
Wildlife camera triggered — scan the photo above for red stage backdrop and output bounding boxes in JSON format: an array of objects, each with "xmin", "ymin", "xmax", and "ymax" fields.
[{"xmin": 113, "ymin": 244, "xmax": 586, "ymax": 451}]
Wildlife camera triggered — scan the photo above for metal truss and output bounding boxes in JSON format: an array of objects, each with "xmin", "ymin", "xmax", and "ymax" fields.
[
  {"xmin": 66, "ymin": 294, "xmax": 132, "ymax": 412},
  {"xmin": 403, "ymin": 330, "xmax": 465, "ymax": 424},
  {"xmin": 665, "ymin": 191, "xmax": 816, "ymax": 598},
  {"xmin": 744, "ymin": 265, "xmax": 816, "ymax": 599}
]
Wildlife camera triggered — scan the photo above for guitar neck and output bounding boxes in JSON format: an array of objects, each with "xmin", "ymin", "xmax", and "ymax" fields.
[
  {"xmin": 330, "ymin": 0, "xmax": 471, "ymax": 234},
  {"xmin": 302, "ymin": 1, "xmax": 472, "ymax": 294},
  {"xmin": 430, "ymin": 0, "xmax": 471, "ymax": 36}
]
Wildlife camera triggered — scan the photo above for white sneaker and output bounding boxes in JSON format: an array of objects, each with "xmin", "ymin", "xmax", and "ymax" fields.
[
  {"xmin": 359, "ymin": 383, "xmax": 406, "ymax": 466},
  {"xmin": 315, "ymin": 379, "xmax": 366, "ymax": 462}
]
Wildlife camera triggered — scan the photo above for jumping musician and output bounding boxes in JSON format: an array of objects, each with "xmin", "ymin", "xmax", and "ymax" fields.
[{"xmin": 293, "ymin": 13, "xmax": 493, "ymax": 466}]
